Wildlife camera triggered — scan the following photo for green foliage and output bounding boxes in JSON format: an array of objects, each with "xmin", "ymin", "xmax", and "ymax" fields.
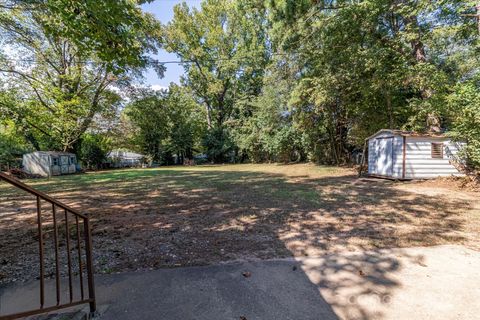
[
  {"xmin": 0, "ymin": 121, "xmax": 32, "ymax": 168},
  {"xmin": 447, "ymin": 78, "xmax": 480, "ymax": 168},
  {"xmin": 0, "ymin": 5, "xmax": 124, "ymax": 152},
  {"xmin": 202, "ymin": 127, "xmax": 234, "ymax": 163},
  {"xmin": 231, "ymin": 68, "xmax": 305, "ymax": 163},
  {"xmin": 1, "ymin": 0, "xmax": 479, "ymax": 170},
  {"xmin": 1, "ymin": 0, "xmax": 162, "ymax": 73},
  {"xmin": 264, "ymin": 0, "xmax": 479, "ymax": 165},
  {"xmin": 164, "ymin": 85, "xmax": 207, "ymax": 159},
  {"xmin": 163, "ymin": 0, "xmax": 269, "ymax": 161},
  {"xmin": 125, "ymin": 85, "xmax": 206, "ymax": 164},
  {"xmin": 125, "ymin": 89, "xmax": 169, "ymax": 162},
  {"xmin": 78, "ymin": 134, "xmax": 108, "ymax": 170},
  {"xmin": 159, "ymin": 0, "xmax": 479, "ymax": 167}
]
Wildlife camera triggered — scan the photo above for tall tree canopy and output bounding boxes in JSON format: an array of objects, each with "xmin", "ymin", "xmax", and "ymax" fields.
[
  {"xmin": 0, "ymin": 8, "xmax": 122, "ymax": 151},
  {"xmin": 264, "ymin": 0, "xmax": 479, "ymax": 163},
  {"xmin": 125, "ymin": 84, "xmax": 205, "ymax": 164},
  {"xmin": 163, "ymin": 0, "xmax": 269, "ymax": 161},
  {"xmin": 0, "ymin": 0, "xmax": 162, "ymax": 72},
  {"xmin": 0, "ymin": 0, "xmax": 479, "ymax": 170},
  {"xmin": 0, "ymin": 0, "xmax": 162, "ymax": 153}
]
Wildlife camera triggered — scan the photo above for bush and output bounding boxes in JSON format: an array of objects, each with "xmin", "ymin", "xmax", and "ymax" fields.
[
  {"xmin": 447, "ymin": 78, "xmax": 480, "ymax": 170},
  {"xmin": 0, "ymin": 124, "xmax": 31, "ymax": 170},
  {"xmin": 202, "ymin": 127, "xmax": 234, "ymax": 163},
  {"xmin": 78, "ymin": 134, "xmax": 107, "ymax": 170}
]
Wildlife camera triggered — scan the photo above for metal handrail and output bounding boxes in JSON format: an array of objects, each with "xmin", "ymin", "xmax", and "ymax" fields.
[
  {"xmin": 0, "ymin": 173, "xmax": 87, "ymax": 219},
  {"xmin": 0, "ymin": 172, "xmax": 96, "ymax": 319}
]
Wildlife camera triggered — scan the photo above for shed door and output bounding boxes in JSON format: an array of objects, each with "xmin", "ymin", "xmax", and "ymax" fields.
[
  {"xmin": 374, "ymin": 137, "xmax": 394, "ymax": 176},
  {"xmin": 60, "ymin": 156, "xmax": 69, "ymax": 174}
]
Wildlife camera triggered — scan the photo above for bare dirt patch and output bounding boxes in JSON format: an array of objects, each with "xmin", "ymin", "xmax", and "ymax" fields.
[{"xmin": 1, "ymin": 164, "xmax": 479, "ymax": 285}]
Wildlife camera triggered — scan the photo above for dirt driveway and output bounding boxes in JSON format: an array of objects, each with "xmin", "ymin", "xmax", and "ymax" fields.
[{"xmin": 1, "ymin": 164, "xmax": 479, "ymax": 285}]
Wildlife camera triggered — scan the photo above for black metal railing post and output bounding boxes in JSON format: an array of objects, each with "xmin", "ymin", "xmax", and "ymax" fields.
[
  {"xmin": 0, "ymin": 172, "xmax": 96, "ymax": 320},
  {"xmin": 84, "ymin": 219, "xmax": 97, "ymax": 315}
]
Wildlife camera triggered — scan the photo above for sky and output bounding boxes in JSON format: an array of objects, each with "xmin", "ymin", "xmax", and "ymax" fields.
[{"xmin": 141, "ymin": 0, "xmax": 202, "ymax": 90}]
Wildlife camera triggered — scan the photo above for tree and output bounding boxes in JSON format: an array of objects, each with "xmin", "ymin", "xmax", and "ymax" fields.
[
  {"xmin": 163, "ymin": 0, "xmax": 269, "ymax": 161},
  {"xmin": 0, "ymin": 119, "xmax": 32, "ymax": 168},
  {"xmin": 447, "ymin": 77, "xmax": 480, "ymax": 169},
  {"xmin": 125, "ymin": 85, "xmax": 205, "ymax": 164},
  {"xmin": 0, "ymin": 7, "xmax": 124, "ymax": 151},
  {"xmin": 231, "ymin": 62, "xmax": 304, "ymax": 163},
  {"xmin": 2, "ymin": 0, "xmax": 477, "ymax": 170},
  {"xmin": 266, "ymin": 0, "xmax": 478, "ymax": 164},
  {"xmin": 0, "ymin": 0, "xmax": 162, "ymax": 73},
  {"xmin": 124, "ymin": 89, "xmax": 169, "ymax": 162},
  {"xmin": 163, "ymin": 84, "xmax": 206, "ymax": 161},
  {"xmin": 78, "ymin": 133, "xmax": 108, "ymax": 170}
]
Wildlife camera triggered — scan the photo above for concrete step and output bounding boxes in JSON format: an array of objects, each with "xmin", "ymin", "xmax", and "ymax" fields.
[
  {"xmin": 30, "ymin": 310, "xmax": 87, "ymax": 320},
  {"xmin": 28, "ymin": 305, "xmax": 107, "ymax": 320}
]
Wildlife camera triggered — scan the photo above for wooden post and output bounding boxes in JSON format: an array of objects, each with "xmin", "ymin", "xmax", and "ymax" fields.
[{"xmin": 402, "ymin": 136, "xmax": 406, "ymax": 179}]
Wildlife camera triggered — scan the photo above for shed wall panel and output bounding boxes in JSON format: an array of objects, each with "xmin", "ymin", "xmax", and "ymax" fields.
[
  {"xmin": 404, "ymin": 138, "xmax": 464, "ymax": 179},
  {"xmin": 391, "ymin": 135, "xmax": 403, "ymax": 178}
]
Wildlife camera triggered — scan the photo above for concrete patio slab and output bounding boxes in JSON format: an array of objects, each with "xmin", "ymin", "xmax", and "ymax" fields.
[{"xmin": 1, "ymin": 245, "xmax": 479, "ymax": 320}]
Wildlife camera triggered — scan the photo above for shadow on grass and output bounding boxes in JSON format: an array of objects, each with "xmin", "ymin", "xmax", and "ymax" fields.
[{"xmin": 0, "ymin": 166, "xmax": 473, "ymax": 319}]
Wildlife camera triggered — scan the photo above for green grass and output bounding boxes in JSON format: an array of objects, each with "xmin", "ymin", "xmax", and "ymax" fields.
[
  {"xmin": 0, "ymin": 163, "xmax": 346, "ymax": 205},
  {"xmin": 1, "ymin": 163, "xmax": 479, "ymax": 281}
]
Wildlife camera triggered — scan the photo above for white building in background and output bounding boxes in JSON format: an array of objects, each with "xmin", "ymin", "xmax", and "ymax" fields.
[
  {"xmin": 367, "ymin": 129, "xmax": 466, "ymax": 179},
  {"xmin": 106, "ymin": 150, "xmax": 145, "ymax": 168}
]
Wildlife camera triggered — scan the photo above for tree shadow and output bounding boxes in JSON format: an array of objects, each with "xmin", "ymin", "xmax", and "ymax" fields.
[{"xmin": 0, "ymin": 167, "xmax": 475, "ymax": 319}]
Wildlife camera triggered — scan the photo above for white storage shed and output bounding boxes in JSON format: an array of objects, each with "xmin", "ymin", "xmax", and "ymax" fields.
[
  {"xmin": 23, "ymin": 151, "xmax": 78, "ymax": 177},
  {"xmin": 367, "ymin": 130, "xmax": 465, "ymax": 179}
]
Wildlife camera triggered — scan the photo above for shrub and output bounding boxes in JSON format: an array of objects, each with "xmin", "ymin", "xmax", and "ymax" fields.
[
  {"xmin": 202, "ymin": 127, "xmax": 234, "ymax": 163},
  {"xmin": 447, "ymin": 78, "xmax": 480, "ymax": 170},
  {"xmin": 78, "ymin": 134, "xmax": 108, "ymax": 170}
]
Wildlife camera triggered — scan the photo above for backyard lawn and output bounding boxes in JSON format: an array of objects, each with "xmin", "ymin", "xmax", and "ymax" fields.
[{"xmin": 1, "ymin": 164, "xmax": 479, "ymax": 284}]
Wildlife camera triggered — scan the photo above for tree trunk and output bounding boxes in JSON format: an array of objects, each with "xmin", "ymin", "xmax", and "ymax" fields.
[
  {"xmin": 406, "ymin": 14, "xmax": 441, "ymax": 131},
  {"xmin": 25, "ymin": 131, "xmax": 41, "ymax": 151},
  {"xmin": 411, "ymin": 38, "xmax": 426, "ymax": 63},
  {"xmin": 385, "ymin": 88, "xmax": 393, "ymax": 129},
  {"xmin": 477, "ymin": 3, "xmax": 480, "ymax": 34},
  {"xmin": 205, "ymin": 104, "xmax": 212, "ymax": 129}
]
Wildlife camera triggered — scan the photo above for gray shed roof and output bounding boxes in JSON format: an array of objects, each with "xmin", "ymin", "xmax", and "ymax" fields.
[
  {"xmin": 25, "ymin": 151, "xmax": 76, "ymax": 157},
  {"xmin": 366, "ymin": 129, "xmax": 447, "ymax": 140}
]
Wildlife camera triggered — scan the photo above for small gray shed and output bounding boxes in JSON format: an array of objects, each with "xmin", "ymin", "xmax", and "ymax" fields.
[
  {"xmin": 23, "ymin": 151, "xmax": 78, "ymax": 177},
  {"xmin": 367, "ymin": 130, "xmax": 465, "ymax": 179}
]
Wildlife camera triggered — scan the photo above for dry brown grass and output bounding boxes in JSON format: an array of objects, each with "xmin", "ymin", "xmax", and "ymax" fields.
[{"xmin": 1, "ymin": 164, "xmax": 479, "ymax": 284}]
